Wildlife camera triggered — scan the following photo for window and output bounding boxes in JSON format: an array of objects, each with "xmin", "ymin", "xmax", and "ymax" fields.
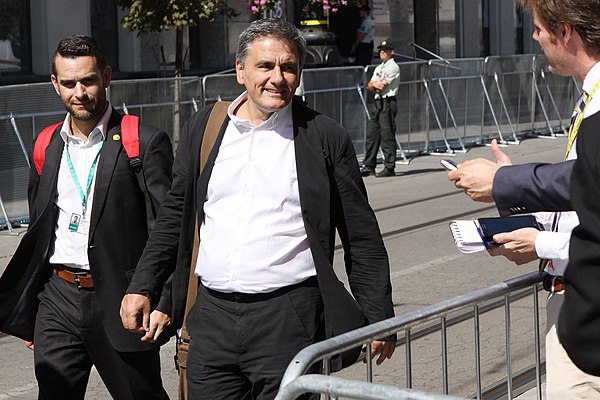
[{"xmin": 0, "ymin": 0, "xmax": 31, "ymax": 73}]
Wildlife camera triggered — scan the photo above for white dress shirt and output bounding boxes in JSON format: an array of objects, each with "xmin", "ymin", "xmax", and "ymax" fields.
[
  {"xmin": 48, "ymin": 106, "xmax": 112, "ymax": 270},
  {"xmin": 535, "ymin": 62, "xmax": 600, "ymax": 275},
  {"xmin": 196, "ymin": 93, "xmax": 317, "ymax": 293}
]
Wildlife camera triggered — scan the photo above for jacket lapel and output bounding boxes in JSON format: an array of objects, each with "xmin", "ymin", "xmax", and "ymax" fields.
[
  {"xmin": 89, "ymin": 111, "xmax": 123, "ymax": 241},
  {"xmin": 292, "ymin": 102, "xmax": 330, "ymax": 234},
  {"xmin": 34, "ymin": 132, "xmax": 64, "ymax": 217}
]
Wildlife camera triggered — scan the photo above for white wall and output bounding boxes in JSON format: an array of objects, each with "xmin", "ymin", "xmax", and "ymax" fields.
[{"xmin": 30, "ymin": 0, "xmax": 91, "ymax": 75}]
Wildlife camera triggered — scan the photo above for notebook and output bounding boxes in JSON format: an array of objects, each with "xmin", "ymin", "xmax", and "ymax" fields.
[{"xmin": 449, "ymin": 219, "xmax": 486, "ymax": 253}]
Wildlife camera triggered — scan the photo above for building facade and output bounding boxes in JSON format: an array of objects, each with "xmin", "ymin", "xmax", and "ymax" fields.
[{"xmin": 0, "ymin": 0, "xmax": 539, "ymax": 84}]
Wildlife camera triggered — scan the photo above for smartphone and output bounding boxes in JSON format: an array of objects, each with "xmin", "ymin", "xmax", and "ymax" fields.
[
  {"xmin": 477, "ymin": 215, "xmax": 543, "ymax": 242},
  {"xmin": 440, "ymin": 159, "xmax": 458, "ymax": 171}
]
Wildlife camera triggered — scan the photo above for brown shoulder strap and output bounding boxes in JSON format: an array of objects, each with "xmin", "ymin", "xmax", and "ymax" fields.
[{"xmin": 180, "ymin": 101, "xmax": 230, "ymax": 341}]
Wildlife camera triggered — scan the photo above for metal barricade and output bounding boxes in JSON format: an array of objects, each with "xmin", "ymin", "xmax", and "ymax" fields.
[
  {"xmin": 482, "ymin": 55, "xmax": 537, "ymax": 145},
  {"xmin": 201, "ymin": 72, "xmax": 244, "ymax": 105},
  {"xmin": 0, "ymin": 56, "xmax": 576, "ymax": 231},
  {"xmin": 0, "ymin": 82, "xmax": 66, "ymax": 229},
  {"xmin": 109, "ymin": 77, "xmax": 202, "ymax": 146},
  {"xmin": 276, "ymin": 272, "xmax": 543, "ymax": 400},
  {"xmin": 425, "ymin": 58, "xmax": 485, "ymax": 154},
  {"xmin": 384, "ymin": 61, "xmax": 431, "ymax": 161},
  {"xmin": 531, "ymin": 56, "xmax": 578, "ymax": 138}
]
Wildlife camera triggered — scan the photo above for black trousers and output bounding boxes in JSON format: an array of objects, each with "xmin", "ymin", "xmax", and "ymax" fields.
[
  {"xmin": 33, "ymin": 274, "xmax": 169, "ymax": 400},
  {"xmin": 186, "ymin": 279, "xmax": 324, "ymax": 400},
  {"xmin": 363, "ymin": 97, "xmax": 398, "ymax": 170}
]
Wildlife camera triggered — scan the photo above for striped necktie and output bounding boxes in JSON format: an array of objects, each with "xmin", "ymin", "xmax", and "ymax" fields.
[{"xmin": 565, "ymin": 91, "xmax": 589, "ymax": 159}]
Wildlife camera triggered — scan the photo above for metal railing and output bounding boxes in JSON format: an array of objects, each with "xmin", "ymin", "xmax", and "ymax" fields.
[
  {"xmin": 275, "ymin": 272, "xmax": 544, "ymax": 400},
  {"xmin": 0, "ymin": 55, "xmax": 576, "ymax": 229}
]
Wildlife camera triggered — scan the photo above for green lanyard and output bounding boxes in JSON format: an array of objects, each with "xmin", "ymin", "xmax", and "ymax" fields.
[{"xmin": 65, "ymin": 140, "xmax": 103, "ymax": 216}]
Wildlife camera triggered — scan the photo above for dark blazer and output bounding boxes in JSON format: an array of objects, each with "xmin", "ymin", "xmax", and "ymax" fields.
[
  {"xmin": 559, "ymin": 111, "xmax": 600, "ymax": 375},
  {"xmin": 0, "ymin": 108, "xmax": 174, "ymax": 352},
  {"xmin": 128, "ymin": 99, "xmax": 395, "ymax": 368},
  {"xmin": 492, "ymin": 160, "xmax": 574, "ymax": 216}
]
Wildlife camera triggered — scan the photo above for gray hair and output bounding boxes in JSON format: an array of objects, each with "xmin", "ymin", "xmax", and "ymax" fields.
[{"xmin": 236, "ymin": 19, "xmax": 307, "ymax": 67}]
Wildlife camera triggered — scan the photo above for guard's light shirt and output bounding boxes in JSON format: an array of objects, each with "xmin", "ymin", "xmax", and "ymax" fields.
[
  {"xmin": 371, "ymin": 58, "xmax": 400, "ymax": 99},
  {"xmin": 196, "ymin": 93, "xmax": 317, "ymax": 293}
]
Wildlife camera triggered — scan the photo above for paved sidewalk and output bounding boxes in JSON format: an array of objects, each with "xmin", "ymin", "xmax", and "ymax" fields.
[
  {"xmin": 0, "ymin": 134, "xmax": 566, "ymax": 399},
  {"xmin": 0, "ymin": 228, "xmax": 180, "ymax": 399}
]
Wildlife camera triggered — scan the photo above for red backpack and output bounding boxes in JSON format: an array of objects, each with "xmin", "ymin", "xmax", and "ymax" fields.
[
  {"xmin": 32, "ymin": 115, "xmax": 158, "ymax": 228},
  {"xmin": 33, "ymin": 114, "xmax": 141, "ymax": 175}
]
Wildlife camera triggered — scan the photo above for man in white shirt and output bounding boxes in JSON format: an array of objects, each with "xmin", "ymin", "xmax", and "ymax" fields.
[
  {"xmin": 447, "ymin": 1, "xmax": 600, "ymax": 397},
  {"xmin": 360, "ymin": 40, "xmax": 400, "ymax": 178},
  {"xmin": 351, "ymin": 5, "xmax": 375, "ymax": 66},
  {"xmin": 0, "ymin": 35, "xmax": 173, "ymax": 399},
  {"xmin": 121, "ymin": 19, "xmax": 396, "ymax": 400}
]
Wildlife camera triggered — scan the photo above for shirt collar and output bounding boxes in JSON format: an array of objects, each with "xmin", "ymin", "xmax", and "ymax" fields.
[
  {"xmin": 582, "ymin": 61, "xmax": 600, "ymax": 94},
  {"xmin": 59, "ymin": 102, "xmax": 112, "ymax": 146},
  {"xmin": 228, "ymin": 91, "xmax": 292, "ymax": 131}
]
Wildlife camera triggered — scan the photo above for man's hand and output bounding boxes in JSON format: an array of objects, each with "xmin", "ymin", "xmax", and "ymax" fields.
[
  {"xmin": 447, "ymin": 139, "xmax": 512, "ymax": 202},
  {"xmin": 366, "ymin": 340, "xmax": 396, "ymax": 365},
  {"xmin": 25, "ymin": 341, "xmax": 34, "ymax": 351},
  {"xmin": 488, "ymin": 227, "xmax": 540, "ymax": 265},
  {"xmin": 141, "ymin": 310, "xmax": 172, "ymax": 343},
  {"xmin": 120, "ymin": 293, "xmax": 151, "ymax": 334}
]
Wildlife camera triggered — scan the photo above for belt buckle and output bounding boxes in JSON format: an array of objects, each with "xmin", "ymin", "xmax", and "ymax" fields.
[
  {"xmin": 73, "ymin": 273, "xmax": 83, "ymax": 289},
  {"xmin": 550, "ymin": 275, "xmax": 563, "ymax": 293},
  {"xmin": 72, "ymin": 271, "xmax": 90, "ymax": 289}
]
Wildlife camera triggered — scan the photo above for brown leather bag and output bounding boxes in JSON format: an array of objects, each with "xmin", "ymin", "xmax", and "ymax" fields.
[{"xmin": 176, "ymin": 101, "xmax": 230, "ymax": 400}]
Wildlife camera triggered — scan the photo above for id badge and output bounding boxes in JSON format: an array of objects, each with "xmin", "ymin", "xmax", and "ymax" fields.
[
  {"xmin": 69, "ymin": 213, "xmax": 82, "ymax": 231},
  {"xmin": 68, "ymin": 213, "xmax": 90, "ymax": 235}
]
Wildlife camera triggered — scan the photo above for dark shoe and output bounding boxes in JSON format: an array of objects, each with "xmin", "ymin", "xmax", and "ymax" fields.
[
  {"xmin": 376, "ymin": 168, "xmax": 395, "ymax": 177},
  {"xmin": 360, "ymin": 166, "xmax": 376, "ymax": 177}
]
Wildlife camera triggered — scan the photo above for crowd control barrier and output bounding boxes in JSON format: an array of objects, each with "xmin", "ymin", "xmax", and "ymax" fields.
[
  {"xmin": 0, "ymin": 55, "xmax": 576, "ymax": 230},
  {"xmin": 276, "ymin": 272, "xmax": 544, "ymax": 400}
]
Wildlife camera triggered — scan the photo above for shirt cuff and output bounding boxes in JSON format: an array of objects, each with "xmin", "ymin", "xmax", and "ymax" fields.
[{"xmin": 535, "ymin": 231, "xmax": 571, "ymax": 261}]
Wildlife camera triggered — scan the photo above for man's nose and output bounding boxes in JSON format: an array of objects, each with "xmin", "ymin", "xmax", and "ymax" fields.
[
  {"xmin": 74, "ymin": 82, "xmax": 86, "ymax": 97},
  {"xmin": 271, "ymin": 66, "xmax": 284, "ymax": 83}
]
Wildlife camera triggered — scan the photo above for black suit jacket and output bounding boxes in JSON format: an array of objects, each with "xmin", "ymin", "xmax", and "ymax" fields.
[
  {"xmin": 559, "ymin": 111, "xmax": 600, "ymax": 375},
  {"xmin": 128, "ymin": 99, "xmax": 395, "ymax": 368},
  {"xmin": 0, "ymin": 108, "xmax": 174, "ymax": 352}
]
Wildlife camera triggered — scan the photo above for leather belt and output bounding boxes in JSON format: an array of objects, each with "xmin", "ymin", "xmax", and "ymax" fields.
[
  {"xmin": 53, "ymin": 265, "xmax": 94, "ymax": 289},
  {"xmin": 377, "ymin": 96, "xmax": 396, "ymax": 103},
  {"xmin": 542, "ymin": 274, "xmax": 565, "ymax": 293},
  {"xmin": 205, "ymin": 276, "xmax": 318, "ymax": 303}
]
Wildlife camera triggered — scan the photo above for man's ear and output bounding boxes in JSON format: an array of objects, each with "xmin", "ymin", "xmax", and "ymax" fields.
[
  {"xmin": 102, "ymin": 65, "xmax": 112, "ymax": 88},
  {"xmin": 51, "ymin": 74, "xmax": 60, "ymax": 95},
  {"xmin": 235, "ymin": 60, "xmax": 244, "ymax": 85},
  {"xmin": 561, "ymin": 23, "xmax": 575, "ymax": 44}
]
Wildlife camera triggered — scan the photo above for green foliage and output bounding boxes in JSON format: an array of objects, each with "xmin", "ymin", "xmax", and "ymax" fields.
[{"xmin": 117, "ymin": 0, "xmax": 239, "ymax": 33}]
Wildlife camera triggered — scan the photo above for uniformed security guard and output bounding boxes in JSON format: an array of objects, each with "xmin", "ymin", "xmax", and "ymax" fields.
[{"xmin": 360, "ymin": 40, "xmax": 400, "ymax": 178}]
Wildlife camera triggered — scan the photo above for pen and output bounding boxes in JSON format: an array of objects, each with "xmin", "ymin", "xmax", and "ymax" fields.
[{"xmin": 474, "ymin": 220, "xmax": 490, "ymax": 250}]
